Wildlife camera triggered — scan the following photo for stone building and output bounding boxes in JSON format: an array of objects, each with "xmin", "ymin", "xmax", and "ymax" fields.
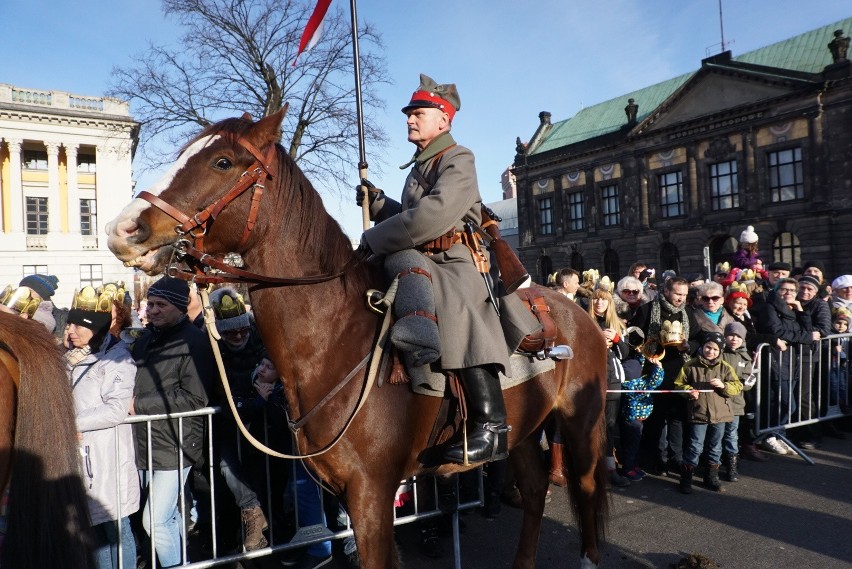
[
  {"xmin": 0, "ymin": 83, "xmax": 139, "ymax": 306},
  {"xmin": 513, "ymin": 18, "xmax": 852, "ymax": 283}
]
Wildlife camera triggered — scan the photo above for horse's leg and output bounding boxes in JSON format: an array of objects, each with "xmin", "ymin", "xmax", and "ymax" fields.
[
  {"xmin": 560, "ymin": 396, "xmax": 608, "ymax": 568},
  {"xmin": 345, "ymin": 476, "xmax": 400, "ymax": 569},
  {"xmin": 508, "ymin": 434, "xmax": 550, "ymax": 569}
]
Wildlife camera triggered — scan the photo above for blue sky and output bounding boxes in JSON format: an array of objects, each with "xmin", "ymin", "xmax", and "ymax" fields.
[{"xmin": 2, "ymin": 0, "xmax": 850, "ymax": 239}]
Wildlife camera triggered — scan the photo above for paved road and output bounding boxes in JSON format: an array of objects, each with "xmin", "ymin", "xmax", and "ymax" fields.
[{"xmin": 385, "ymin": 432, "xmax": 852, "ymax": 569}]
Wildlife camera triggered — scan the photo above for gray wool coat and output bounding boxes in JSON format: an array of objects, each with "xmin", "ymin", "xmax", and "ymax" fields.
[{"xmin": 363, "ymin": 133, "xmax": 539, "ymax": 373}]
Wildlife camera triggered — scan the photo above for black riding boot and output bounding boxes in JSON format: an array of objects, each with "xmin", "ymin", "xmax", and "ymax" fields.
[{"xmin": 443, "ymin": 367, "xmax": 510, "ymax": 465}]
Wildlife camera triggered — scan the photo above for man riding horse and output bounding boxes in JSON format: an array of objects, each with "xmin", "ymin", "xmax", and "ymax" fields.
[{"xmin": 357, "ymin": 74, "xmax": 540, "ymax": 465}]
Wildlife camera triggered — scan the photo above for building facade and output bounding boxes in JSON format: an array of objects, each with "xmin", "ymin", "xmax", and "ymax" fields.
[
  {"xmin": 0, "ymin": 83, "xmax": 139, "ymax": 306},
  {"xmin": 513, "ymin": 19, "xmax": 852, "ymax": 284}
]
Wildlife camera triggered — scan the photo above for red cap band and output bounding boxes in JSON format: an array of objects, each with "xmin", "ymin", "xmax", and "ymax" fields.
[{"xmin": 403, "ymin": 90, "xmax": 456, "ymax": 120}]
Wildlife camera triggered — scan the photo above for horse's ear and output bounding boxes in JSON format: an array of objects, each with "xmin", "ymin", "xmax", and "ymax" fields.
[
  {"xmin": 241, "ymin": 112, "xmax": 253, "ymax": 121},
  {"xmin": 246, "ymin": 104, "xmax": 288, "ymax": 147}
]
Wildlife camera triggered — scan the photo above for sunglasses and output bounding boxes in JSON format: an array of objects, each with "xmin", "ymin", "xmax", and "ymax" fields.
[
  {"xmin": 622, "ymin": 289, "xmax": 641, "ymax": 295},
  {"xmin": 701, "ymin": 295, "xmax": 723, "ymax": 302}
]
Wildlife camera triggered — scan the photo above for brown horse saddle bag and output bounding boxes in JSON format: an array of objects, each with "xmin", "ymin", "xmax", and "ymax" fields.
[{"xmin": 515, "ymin": 288, "xmax": 557, "ymax": 353}]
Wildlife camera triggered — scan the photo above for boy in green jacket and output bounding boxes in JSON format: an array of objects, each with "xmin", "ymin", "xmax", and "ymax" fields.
[{"xmin": 674, "ymin": 331, "xmax": 743, "ymax": 493}]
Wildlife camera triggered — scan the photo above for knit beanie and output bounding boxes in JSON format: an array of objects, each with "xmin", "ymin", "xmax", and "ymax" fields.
[
  {"xmin": 621, "ymin": 358, "xmax": 643, "ymax": 381},
  {"xmin": 797, "ymin": 275, "xmax": 821, "ymax": 291},
  {"xmin": 147, "ymin": 277, "xmax": 190, "ymax": 313},
  {"xmin": 19, "ymin": 274, "xmax": 59, "ymax": 300},
  {"xmin": 67, "ymin": 308, "xmax": 112, "ymax": 335},
  {"xmin": 723, "ymin": 322, "xmax": 747, "ymax": 341},
  {"xmin": 802, "ymin": 260, "xmax": 826, "ymax": 276},
  {"xmin": 701, "ymin": 331, "xmax": 726, "ymax": 352},
  {"xmin": 739, "ymin": 225, "xmax": 758, "ymax": 244}
]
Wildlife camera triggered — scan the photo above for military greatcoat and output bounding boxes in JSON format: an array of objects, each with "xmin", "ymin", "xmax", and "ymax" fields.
[{"xmin": 363, "ymin": 132, "xmax": 539, "ymax": 373}]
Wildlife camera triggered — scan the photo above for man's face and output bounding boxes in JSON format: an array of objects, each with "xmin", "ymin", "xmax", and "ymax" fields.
[
  {"xmin": 406, "ymin": 107, "xmax": 447, "ymax": 150},
  {"xmin": 767, "ymin": 269, "xmax": 789, "ymax": 285},
  {"xmin": 145, "ymin": 296, "xmax": 184, "ymax": 328},
  {"xmin": 562, "ymin": 274, "xmax": 580, "ymax": 294},
  {"xmin": 803, "ymin": 267, "xmax": 823, "ymax": 282},
  {"xmin": 798, "ymin": 283, "xmax": 818, "ymax": 302},
  {"xmin": 665, "ymin": 283, "xmax": 689, "ymax": 308}
]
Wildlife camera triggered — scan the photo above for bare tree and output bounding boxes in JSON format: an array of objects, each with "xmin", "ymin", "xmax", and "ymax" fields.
[{"xmin": 109, "ymin": 0, "xmax": 390, "ymax": 191}]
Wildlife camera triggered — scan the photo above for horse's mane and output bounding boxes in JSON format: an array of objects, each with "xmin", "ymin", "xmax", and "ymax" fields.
[
  {"xmin": 0, "ymin": 313, "xmax": 95, "ymax": 567},
  {"xmin": 186, "ymin": 116, "xmax": 376, "ymax": 293}
]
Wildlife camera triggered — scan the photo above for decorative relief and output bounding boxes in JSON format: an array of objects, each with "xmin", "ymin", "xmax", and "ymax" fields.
[
  {"xmin": 704, "ymin": 136, "xmax": 736, "ymax": 161},
  {"xmin": 562, "ymin": 170, "xmax": 585, "ymax": 188},
  {"xmin": 533, "ymin": 178, "xmax": 554, "ymax": 195}
]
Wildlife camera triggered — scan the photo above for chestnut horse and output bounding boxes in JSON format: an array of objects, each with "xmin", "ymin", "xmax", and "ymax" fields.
[
  {"xmin": 106, "ymin": 109, "xmax": 609, "ymax": 568},
  {"xmin": 0, "ymin": 312, "xmax": 95, "ymax": 568}
]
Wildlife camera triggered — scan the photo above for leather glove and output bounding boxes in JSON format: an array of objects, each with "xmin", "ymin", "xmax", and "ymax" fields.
[
  {"xmin": 355, "ymin": 178, "xmax": 382, "ymax": 207},
  {"xmin": 353, "ymin": 239, "xmax": 373, "ymax": 263}
]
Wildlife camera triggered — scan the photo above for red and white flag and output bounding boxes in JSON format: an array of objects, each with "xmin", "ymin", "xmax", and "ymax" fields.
[{"xmin": 293, "ymin": 0, "xmax": 332, "ymax": 65}]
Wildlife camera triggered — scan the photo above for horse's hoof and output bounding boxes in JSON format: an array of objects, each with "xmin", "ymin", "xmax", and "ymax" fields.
[{"xmin": 549, "ymin": 469, "xmax": 568, "ymax": 487}]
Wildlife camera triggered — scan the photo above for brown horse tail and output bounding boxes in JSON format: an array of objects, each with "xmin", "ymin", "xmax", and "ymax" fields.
[{"xmin": 0, "ymin": 315, "xmax": 95, "ymax": 568}]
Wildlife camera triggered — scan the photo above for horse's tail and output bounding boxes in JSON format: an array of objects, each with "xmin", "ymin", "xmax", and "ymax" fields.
[
  {"xmin": 0, "ymin": 316, "xmax": 95, "ymax": 568},
  {"xmin": 562, "ymin": 411, "xmax": 610, "ymax": 546}
]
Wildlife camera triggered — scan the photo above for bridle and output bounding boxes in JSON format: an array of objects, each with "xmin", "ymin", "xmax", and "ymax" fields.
[{"xmin": 137, "ymin": 129, "xmax": 351, "ymax": 287}]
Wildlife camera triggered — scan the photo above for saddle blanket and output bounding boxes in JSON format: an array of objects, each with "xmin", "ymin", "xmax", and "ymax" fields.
[{"xmin": 409, "ymin": 353, "xmax": 556, "ymax": 397}]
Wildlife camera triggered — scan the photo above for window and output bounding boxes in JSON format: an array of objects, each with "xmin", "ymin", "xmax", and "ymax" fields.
[
  {"xmin": 709, "ymin": 160, "xmax": 739, "ymax": 210},
  {"xmin": 567, "ymin": 191, "xmax": 585, "ymax": 231},
  {"xmin": 23, "ymin": 150, "xmax": 47, "ymax": 170},
  {"xmin": 538, "ymin": 256, "xmax": 553, "ymax": 285},
  {"xmin": 658, "ymin": 171, "xmax": 684, "ymax": 217},
  {"xmin": 600, "ymin": 184, "xmax": 620, "ymax": 226},
  {"xmin": 77, "ymin": 153, "xmax": 97, "ymax": 173},
  {"xmin": 80, "ymin": 264, "xmax": 103, "ymax": 288},
  {"xmin": 22, "ymin": 265, "xmax": 48, "ymax": 278},
  {"xmin": 538, "ymin": 197, "xmax": 553, "ymax": 235},
  {"xmin": 80, "ymin": 199, "xmax": 97, "ymax": 236},
  {"xmin": 659, "ymin": 242, "xmax": 680, "ymax": 273},
  {"xmin": 773, "ymin": 232, "xmax": 801, "ymax": 267},
  {"xmin": 603, "ymin": 249, "xmax": 620, "ymax": 278},
  {"xmin": 768, "ymin": 147, "xmax": 804, "ymax": 202},
  {"xmin": 25, "ymin": 197, "xmax": 48, "ymax": 235}
]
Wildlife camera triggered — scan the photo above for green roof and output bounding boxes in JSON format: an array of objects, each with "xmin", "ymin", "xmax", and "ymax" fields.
[{"xmin": 531, "ymin": 17, "xmax": 852, "ymax": 156}]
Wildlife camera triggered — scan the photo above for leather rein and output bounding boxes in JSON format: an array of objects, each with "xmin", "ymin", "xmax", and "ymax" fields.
[{"xmin": 137, "ymin": 132, "xmax": 350, "ymax": 287}]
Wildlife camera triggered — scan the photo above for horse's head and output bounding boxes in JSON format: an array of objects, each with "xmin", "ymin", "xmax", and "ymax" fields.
[{"xmin": 106, "ymin": 109, "xmax": 286, "ymax": 275}]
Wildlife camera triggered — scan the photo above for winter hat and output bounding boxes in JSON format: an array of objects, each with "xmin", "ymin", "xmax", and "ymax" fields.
[
  {"xmin": 19, "ymin": 274, "xmax": 59, "ymax": 300},
  {"xmin": 210, "ymin": 287, "xmax": 252, "ymax": 332},
  {"xmin": 621, "ymin": 358, "xmax": 643, "ymax": 381},
  {"xmin": 31, "ymin": 300, "xmax": 56, "ymax": 333},
  {"xmin": 739, "ymin": 225, "xmax": 759, "ymax": 244},
  {"xmin": 67, "ymin": 286, "xmax": 114, "ymax": 334},
  {"xmin": 701, "ymin": 331, "xmax": 726, "ymax": 352},
  {"xmin": 147, "ymin": 277, "xmax": 190, "ymax": 313},
  {"xmin": 802, "ymin": 260, "xmax": 826, "ymax": 276},
  {"xmin": 797, "ymin": 275, "xmax": 821, "ymax": 291},
  {"xmin": 67, "ymin": 308, "xmax": 112, "ymax": 334},
  {"xmin": 831, "ymin": 275, "xmax": 852, "ymax": 290},
  {"xmin": 723, "ymin": 322, "xmax": 747, "ymax": 341},
  {"xmin": 767, "ymin": 261, "xmax": 792, "ymax": 272},
  {"xmin": 833, "ymin": 308, "xmax": 852, "ymax": 327}
]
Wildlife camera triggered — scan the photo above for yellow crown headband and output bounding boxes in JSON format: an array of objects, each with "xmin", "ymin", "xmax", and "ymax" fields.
[
  {"xmin": 0, "ymin": 284, "xmax": 42, "ymax": 317},
  {"xmin": 71, "ymin": 282, "xmax": 127, "ymax": 313},
  {"xmin": 212, "ymin": 291, "xmax": 248, "ymax": 320}
]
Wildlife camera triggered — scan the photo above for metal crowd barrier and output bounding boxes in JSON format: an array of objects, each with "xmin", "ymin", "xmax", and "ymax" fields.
[
  {"xmin": 753, "ymin": 333, "xmax": 851, "ymax": 464},
  {"xmin": 105, "ymin": 406, "xmax": 482, "ymax": 568}
]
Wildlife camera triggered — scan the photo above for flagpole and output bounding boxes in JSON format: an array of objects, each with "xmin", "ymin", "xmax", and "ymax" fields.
[{"xmin": 349, "ymin": 0, "xmax": 370, "ymax": 231}]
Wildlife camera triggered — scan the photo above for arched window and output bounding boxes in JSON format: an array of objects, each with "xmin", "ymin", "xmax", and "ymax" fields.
[
  {"xmin": 659, "ymin": 242, "xmax": 680, "ymax": 274},
  {"xmin": 603, "ymin": 249, "xmax": 620, "ymax": 280},
  {"xmin": 538, "ymin": 255, "xmax": 553, "ymax": 285},
  {"xmin": 709, "ymin": 235, "xmax": 737, "ymax": 273},
  {"xmin": 773, "ymin": 232, "xmax": 800, "ymax": 267},
  {"xmin": 570, "ymin": 250, "xmax": 584, "ymax": 272}
]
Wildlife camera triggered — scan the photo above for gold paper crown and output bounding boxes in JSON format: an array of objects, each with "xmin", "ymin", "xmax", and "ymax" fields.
[
  {"xmin": 71, "ymin": 283, "xmax": 126, "ymax": 313},
  {"xmin": 1, "ymin": 284, "xmax": 42, "ymax": 317},
  {"xmin": 660, "ymin": 320, "xmax": 684, "ymax": 346},
  {"xmin": 546, "ymin": 272, "xmax": 558, "ymax": 286},
  {"xmin": 715, "ymin": 261, "xmax": 731, "ymax": 274},
  {"xmin": 595, "ymin": 275, "xmax": 613, "ymax": 292},
  {"xmin": 738, "ymin": 268, "xmax": 756, "ymax": 282},
  {"xmin": 727, "ymin": 281, "xmax": 749, "ymax": 295},
  {"xmin": 582, "ymin": 268, "xmax": 600, "ymax": 285},
  {"xmin": 212, "ymin": 291, "xmax": 248, "ymax": 320}
]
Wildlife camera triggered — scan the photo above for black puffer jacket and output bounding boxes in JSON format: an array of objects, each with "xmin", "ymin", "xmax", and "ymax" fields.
[
  {"xmin": 754, "ymin": 291, "xmax": 813, "ymax": 347},
  {"xmin": 132, "ymin": 316, "xmax": 214, "ymax": 470}
]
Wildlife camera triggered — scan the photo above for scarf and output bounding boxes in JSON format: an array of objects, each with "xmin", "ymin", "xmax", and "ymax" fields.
[{"xmin": 649, "ymin": 294, "xmax": 690, "ymax": 346}]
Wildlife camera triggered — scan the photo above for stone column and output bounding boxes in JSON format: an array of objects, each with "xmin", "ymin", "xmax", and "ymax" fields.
[
  {"xmin": 45, "ymin": 141, "xmax": 61, "ymax": 233},
  {"xmin": 6, "ymin": 138, "xmax": 23, "ymax": 233},
  {"xmin": 65, "ymin": 143, "xmax": 81, "ymax": 234}
]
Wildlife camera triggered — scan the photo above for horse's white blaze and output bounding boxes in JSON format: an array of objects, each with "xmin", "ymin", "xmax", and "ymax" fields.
[{"xmin": 105, "ymin": 135, "xmax": 220, "ymax": 235}]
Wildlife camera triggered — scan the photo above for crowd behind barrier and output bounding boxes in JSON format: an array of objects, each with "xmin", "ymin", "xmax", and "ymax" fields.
[{"xmin": 107, "ymin": 406, "xmax": 483, "ymax": 569}]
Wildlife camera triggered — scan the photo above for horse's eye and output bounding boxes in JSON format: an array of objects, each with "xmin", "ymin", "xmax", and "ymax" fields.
[{"xmin": 214, "ymin": 157, "xmax": 233, "ymax": 170}]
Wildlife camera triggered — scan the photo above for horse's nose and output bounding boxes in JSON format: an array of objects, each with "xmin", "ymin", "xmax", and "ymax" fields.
[{"xmin": 111, "ymin": 216, "xmax": 150, "ymax": 243}]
